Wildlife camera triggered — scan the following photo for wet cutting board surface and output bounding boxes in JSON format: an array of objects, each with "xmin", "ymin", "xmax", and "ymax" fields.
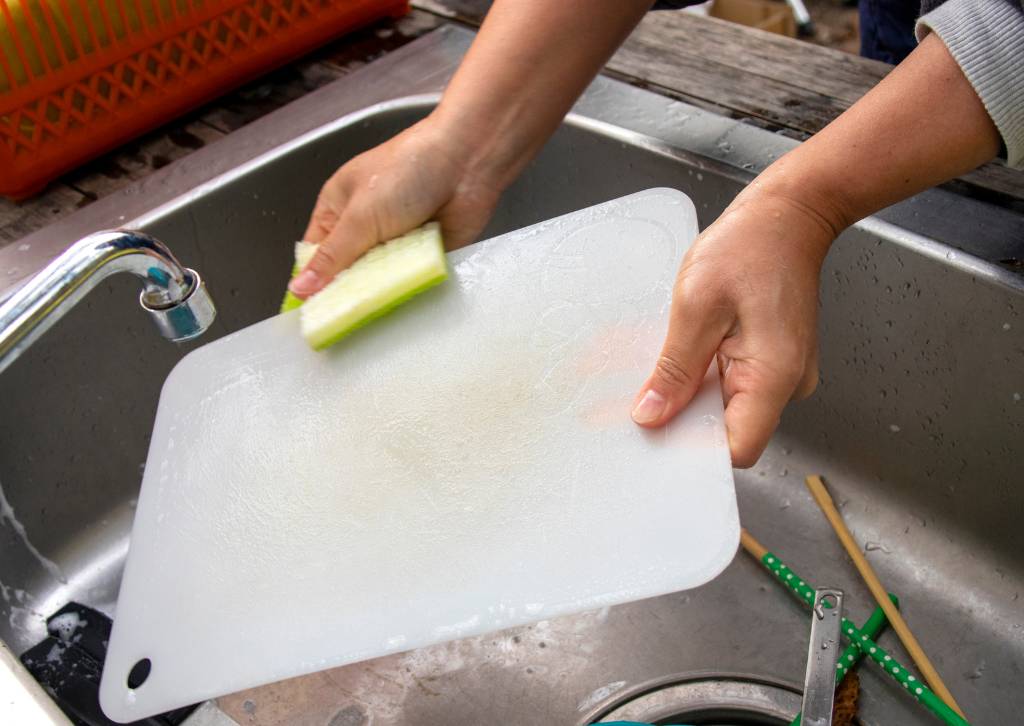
[{"xmin": 100, "ymin": 188, "xmax": 739, "ymax": 721}]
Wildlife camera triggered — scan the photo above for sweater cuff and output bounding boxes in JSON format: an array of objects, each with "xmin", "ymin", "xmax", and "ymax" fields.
[{"xmin": 916, "ymin": 0, "xmax": 1024, "ymax": 168}]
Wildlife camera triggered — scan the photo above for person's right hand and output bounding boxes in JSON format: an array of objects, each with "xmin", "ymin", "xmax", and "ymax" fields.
[{"xmin": 288, "ymin": 116, "xmax": 505, "ymax": 299}]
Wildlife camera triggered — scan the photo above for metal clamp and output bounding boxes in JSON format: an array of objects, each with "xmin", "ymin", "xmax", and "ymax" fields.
[{"xmin": 801, "ymin": 588, "xmax": 844, "ymax": 726}]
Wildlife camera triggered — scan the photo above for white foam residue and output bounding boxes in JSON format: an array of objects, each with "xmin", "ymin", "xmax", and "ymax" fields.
[
  {"xmin": 4, "ymin": 585, "xmax": 29, "ymax": 605},
  {"xmin": 433, "ymin": 614, "xmax": 480, "ymax": 638},
  {"xmin": 51, "ymin": 611, "xmax": 86, "ymax": 643},
  {"xmin": 0, "ymin": 478, "xmax": 67, "ymax": 584},
  {"xmin": 576, "ymin": 680, "xmax": 627, "ymax": 711},
  {"xmin": 0, "ymin": 576, "xmax": 43, "ymax": 633}
]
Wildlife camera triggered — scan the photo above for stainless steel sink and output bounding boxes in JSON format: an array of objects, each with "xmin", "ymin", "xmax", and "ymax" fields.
[{"xmin": 1, "ymin": 26, "xmax": 1021, "ymax": 725}]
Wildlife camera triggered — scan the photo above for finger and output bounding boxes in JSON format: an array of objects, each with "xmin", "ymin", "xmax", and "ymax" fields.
[
  {"xmin": 289, "ymin": 206, "xmax": 378, "ymax": 299},
  {"xmin": 717, "ymin": 352, "xmax": 735, "ymax": 405},
  {"xmin": 792, "ymin": 346, "xmax": 819, "ymax": 401},
  {"xmin": 721, "ymin": 359, "xmax": 802, "ymax": 468},
  {"xmin": 631, "ymin": 290, "xmax": 732, "ymax": 428},
  {"xmin": 303, "ymin": 197, "xmax": 341, "ymax": 245},
  {"xmin": 304, "ymin": 174, "xmax": 352, "ymax": 244}
]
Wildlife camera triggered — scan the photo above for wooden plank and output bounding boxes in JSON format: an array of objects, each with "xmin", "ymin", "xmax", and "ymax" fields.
[
  {"xmin": 63, "ymin": 121, "xmax": 227, "ymax": 202},
  {"xmin": 412, "ymin": 0, "xmax": 885, "ymax": 111},
  {"xmin": 320, "ymin": 10, "xmax": 448, "ymax": 73},
  {"xmin": 196, "ymin": 58, "xmax": 347, "ymax": 135},
  {"xmin": 613, "ymin": 31, "xmax": 850, "ymax": 134},
  {"xmin": 0, "ymin": 185, "xmax": 91, "ymax": 246},
  {"xmin": 413, "ymin": 0, "xmax": 887, "ymax": 105},
  {"xmin": 957, "ymin": 162, "xmax": 1024, "ymax": 211},
  {"xmin": 623, "ymin": 11, "xmax": 891, "ymax": 106},
  {"xmin": 417, "ymin": 0, "xmax": 1024, "ymax": 204},
  {"xmin": 609, "ymin": 12, "xmax": 1024, "ymax": 204},
  {"xmin": 199, "ymin": 11, "xmax": 445, "ymax": 133},
  {"xmin": 414, "ymin": 2, "xmax": 859, "ymax": 132}
]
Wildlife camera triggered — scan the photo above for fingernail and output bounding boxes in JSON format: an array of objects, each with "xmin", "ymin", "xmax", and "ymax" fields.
[
  {"xmin": 631, "ymin": 389, "xmax": 667, "ymax": 425},
  {"xmin": 289, "ymin": 269, "xmax": 324, "ymax": 297}
]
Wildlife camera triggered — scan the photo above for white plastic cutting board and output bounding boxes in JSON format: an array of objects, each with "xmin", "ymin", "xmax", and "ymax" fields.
[{"xmin": 100, "ymin": 188, "xmax": 739, "ymax": 722}]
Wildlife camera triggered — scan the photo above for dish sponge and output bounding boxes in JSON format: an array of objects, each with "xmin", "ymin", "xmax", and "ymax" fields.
[{"xmin": 282, "ymin": 222, "xmax": 448, "ymax": 350}]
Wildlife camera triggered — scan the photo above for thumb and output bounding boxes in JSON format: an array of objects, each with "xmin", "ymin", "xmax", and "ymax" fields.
[
  {"xmin": 289, "ymin": 207, "xmax": 377, "ymax": 299},
  {"xmin": 632, "ymin": 294, "xmax": 731, "ymax": 427}
]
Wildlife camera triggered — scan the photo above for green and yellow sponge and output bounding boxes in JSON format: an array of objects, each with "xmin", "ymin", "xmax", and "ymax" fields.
[{"xmin": 282, "ymin": 222, "xmax": 448, "ymax": 350}]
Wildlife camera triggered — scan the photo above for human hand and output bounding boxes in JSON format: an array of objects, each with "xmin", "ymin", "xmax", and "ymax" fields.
[
  {"xmin": 289, "ymin": 116, "xmax": 504, "ymax": 299},
  {"xmin": 630, "ymin": 187, "xmax": 837, "ymax": 467}
]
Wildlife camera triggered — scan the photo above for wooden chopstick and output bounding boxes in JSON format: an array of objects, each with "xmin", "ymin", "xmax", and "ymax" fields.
[
  {"xmin": 740, "ymin": 528, "xmax": 768, "ymax": 560},
  {"xmin": 804, "ymin": 474, "xmax": 967, "ymax": 719}
]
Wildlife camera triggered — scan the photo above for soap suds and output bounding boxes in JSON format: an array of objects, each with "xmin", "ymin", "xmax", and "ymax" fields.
[
  {"xmin": 0, "ymin": 478, "xmax": 67, "ymax": 584},
  {"xmin": 50, "ymin": 611, "xmax": 86, "ymax": 643},
  {"xmin": 577, "ymin": 680, "xmax": 627, "ymax": 711}
]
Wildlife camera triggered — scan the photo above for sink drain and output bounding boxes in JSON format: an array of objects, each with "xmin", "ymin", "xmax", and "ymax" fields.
[{"xmin": 577, "ymin": 672, "xmax": 812, "ymax": 726}]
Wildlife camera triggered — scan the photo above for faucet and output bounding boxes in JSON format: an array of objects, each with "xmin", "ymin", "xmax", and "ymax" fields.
[{"xmin": 0, "ymin": 230, "xmax": 216, "ymax": 376}]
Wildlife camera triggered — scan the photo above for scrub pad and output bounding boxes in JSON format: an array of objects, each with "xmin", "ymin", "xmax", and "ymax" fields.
[
  {"xmin": 283, "ymin": 222, "xmax": 448, "ymax": 350},
  {"xmin": 280, "ymin": 240, "xmax": 317, "ymax": 313}
]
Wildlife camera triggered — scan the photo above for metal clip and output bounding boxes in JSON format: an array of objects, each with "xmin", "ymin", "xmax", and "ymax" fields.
[{"xmin": 801, "ymin": 588, "xmax": 844, "ymax": 726}]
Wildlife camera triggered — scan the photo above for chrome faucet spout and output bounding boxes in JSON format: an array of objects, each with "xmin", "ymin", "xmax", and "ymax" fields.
[{"xmin": 0, "ymin": 230, "xmax": 216, "ymax": 375}]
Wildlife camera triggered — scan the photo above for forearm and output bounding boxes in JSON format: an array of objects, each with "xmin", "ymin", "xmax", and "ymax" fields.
[
  {"xmin": 745, "ymin": 32, "xmax": 1001, "ymax": 238},
  {"xmin": 430, "ymin": 0, "xmax": 652, "ymax": 187}
]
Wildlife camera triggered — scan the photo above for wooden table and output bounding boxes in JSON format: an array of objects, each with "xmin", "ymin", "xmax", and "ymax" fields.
[{"xmin": 2, "ymin": 0, "xmax": 1022, "ymax": 250}]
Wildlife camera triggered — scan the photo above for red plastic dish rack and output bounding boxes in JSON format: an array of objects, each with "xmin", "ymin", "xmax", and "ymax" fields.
[{"xmin": 0, "ymin": 0, "xmax": 408, "ymax": 199}]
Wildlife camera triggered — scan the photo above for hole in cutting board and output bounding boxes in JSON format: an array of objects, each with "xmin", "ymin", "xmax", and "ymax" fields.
[{"xmin": 127, "ymin": 658, "xmax": 151, "ymax": 689}]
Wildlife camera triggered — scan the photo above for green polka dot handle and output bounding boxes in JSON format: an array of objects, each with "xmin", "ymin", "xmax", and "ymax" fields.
[{"xmin": 762, "ymin": 552, "xmax": 971, "ymax": 726}]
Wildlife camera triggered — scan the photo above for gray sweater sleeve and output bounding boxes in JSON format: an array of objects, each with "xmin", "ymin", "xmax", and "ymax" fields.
[{"xmin": 916, "ymin": 0, "xmax": 1024, "ymax": 168}]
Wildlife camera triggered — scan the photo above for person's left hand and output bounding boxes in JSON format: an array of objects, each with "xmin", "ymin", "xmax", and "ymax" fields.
[{"xmin": 630, "ymin": 186, "xmax": 837, "ymax": 467}]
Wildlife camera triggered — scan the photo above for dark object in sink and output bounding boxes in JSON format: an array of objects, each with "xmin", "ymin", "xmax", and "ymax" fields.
[{"xmin": 20, "ymin": 602, "xmax": 197, "ymax": 726}]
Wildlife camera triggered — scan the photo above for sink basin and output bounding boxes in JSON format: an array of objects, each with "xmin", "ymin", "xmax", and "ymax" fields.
[{"xmin": 1, "ymin": 26, "xmax": 1021, "ymax": 725}]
